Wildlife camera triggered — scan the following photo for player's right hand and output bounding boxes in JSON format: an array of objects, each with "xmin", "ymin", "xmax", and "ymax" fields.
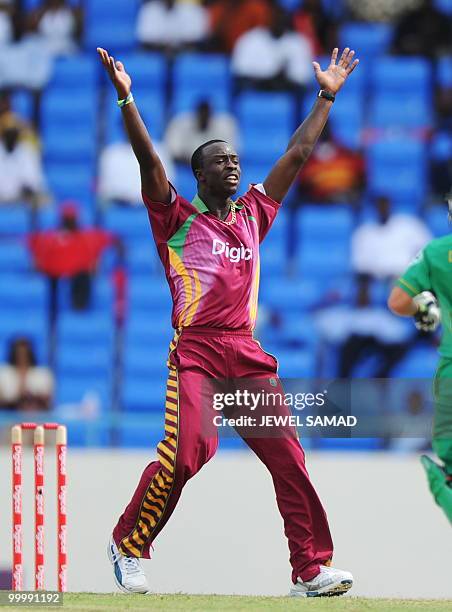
[
  {"xmin": 97, "ymin": 47, "xmax": 132, "ymax": 100},
  {"xmin": 413, "ymin": 291, "xmax": 441, "ymax": 332}
]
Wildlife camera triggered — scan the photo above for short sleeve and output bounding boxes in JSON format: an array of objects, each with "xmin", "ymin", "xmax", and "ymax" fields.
[
  {"xmin": 142, "ymin": 184, "xmax": 183, "ymax": 243},
  {"xmin": 240, "ymin": 185, "xmax": 281, "ymax": 243},
  {"xmin": 397, "ymin": 248, "xmax": 431, "ymax": 297}
]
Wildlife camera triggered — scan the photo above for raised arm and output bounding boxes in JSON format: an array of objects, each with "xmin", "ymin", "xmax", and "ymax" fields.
[
  {"xmin": 97, "ymin": 48, "xmax": 171, "ymax": 204},
  {"xmin": 263, "ymin": 48, "xmax": 359, "ymax": 204}
]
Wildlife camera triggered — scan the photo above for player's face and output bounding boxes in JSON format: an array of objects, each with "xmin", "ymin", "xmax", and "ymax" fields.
[{"xmin": 199, "ymin": 142, "xmax": 241, "ymax": 196}]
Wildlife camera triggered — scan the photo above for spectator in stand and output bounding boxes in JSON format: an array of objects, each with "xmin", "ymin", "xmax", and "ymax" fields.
[
  {"xmin": 347, "ymin": 0, "xmax": 424, "ymax": 22},
  {"xmin": 293, "ymin": 0, "xmax": 338, "ymax": 57},
  {"xmin": 0, "ymin": 337, "xmax": 54, "ymax": 410},
  {"xmin": 392, "ymin": 0, "xmax": 452, "ymax": 58},
  {"xmin": 0, "ymin": 0, "xmax": 14, "ymax": 45},
  {"xmin": 98, "ymin": 136, "xmax": 174, "ymax": 206},
  {"xmin": 165, "ymin": 100, "xmax": 239, "ymax": 165},
  {"xmin": 315, "ymin": 276, "xmax": 412, "ymax": 378},
  {"xmin": 297, "ymin": 124, "xmax": 365, "ymax": 204},
  {"xmin": 0, "ymin": 89, "xmax": 38, "ymax": 145},
  {"xmin": 26, "ymin": 0, "xmax": 83, "ymax": 56},
  {"xmin": 0, "ymin": 117, "xmax": 46, "ymax": 206},
  {"xmin": 351, "ymin": 195, "xmax": 432, "ymax": 280},
  {"xmin": 209, "ymin": 0, "xmax": 272, "ymax": 53},
  {"xmin": 232, "ymin": 6, "xmax": 312, "ymax": 90},
  {"xmin": 28, "ymin": 203, "xmax": 120, "ymax": 310},
  {"xmin": 137, "ymin": 0, "xmax": 209, "ymax": 54}
]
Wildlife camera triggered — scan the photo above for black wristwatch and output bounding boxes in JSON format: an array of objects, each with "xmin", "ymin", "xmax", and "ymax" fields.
[{"xmin": 318, "ymin": 89, "xmax": 336, "ymax": 103}]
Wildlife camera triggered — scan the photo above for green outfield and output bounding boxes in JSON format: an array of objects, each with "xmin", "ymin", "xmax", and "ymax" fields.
[{"xmin": 16, "ymin": 594, "xmax": 452, "ymax": 612}]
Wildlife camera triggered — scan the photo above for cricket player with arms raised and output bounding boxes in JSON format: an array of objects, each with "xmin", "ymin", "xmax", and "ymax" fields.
[
  {"xmin": 389, "ymin": 195, "xmax": 452, "ymax": 524},
  {"xmin": 98, "ymin": 46, "xmax": 359, "ymax": 597}
]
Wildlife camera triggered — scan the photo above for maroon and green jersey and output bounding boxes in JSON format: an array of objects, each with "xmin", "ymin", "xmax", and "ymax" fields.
[
  {"xmin": 143, "ymin": 185, "xmax": 280, "ymax": 330},
  {"xmin": 397, "ymin": 234, "xmax": 452, "ymax": 358}
]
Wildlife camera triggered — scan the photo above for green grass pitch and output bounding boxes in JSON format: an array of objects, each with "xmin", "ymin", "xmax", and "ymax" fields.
[{"xmin": 16, "ymin": 594, "xmax": 452, "ymax": 611}]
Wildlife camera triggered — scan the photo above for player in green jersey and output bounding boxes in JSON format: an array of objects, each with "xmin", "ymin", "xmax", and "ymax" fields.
[{"xmin": 388, "ymin": 199, "xmax": 452, "ymax": 524}]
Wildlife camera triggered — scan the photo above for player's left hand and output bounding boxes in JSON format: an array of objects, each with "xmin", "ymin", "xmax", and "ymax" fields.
[
  {"xmin": 413, "ymin": 291, "xmax": 441, "ymax": 332},
  {"xmin": 313, "ymin": 47, "xmax": 359, "ymax": 95}
]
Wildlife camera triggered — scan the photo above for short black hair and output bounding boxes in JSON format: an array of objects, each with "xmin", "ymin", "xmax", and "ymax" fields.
[
  {"xmin": 7, "ymin": 337, "xmax": 37, "ymax": 367},
  {"xmin": 190, "ymin": 139, "xmax": 227, "ymax": 178}
]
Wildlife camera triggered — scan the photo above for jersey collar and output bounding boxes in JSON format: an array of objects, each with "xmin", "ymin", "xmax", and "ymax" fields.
[{"xmin": 191, "ymin": 194, "xmax": 244, "ymax": 213}]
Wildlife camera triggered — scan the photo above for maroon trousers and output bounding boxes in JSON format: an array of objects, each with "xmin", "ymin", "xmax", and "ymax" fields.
[{"xmin": 113, "ymin": 329, "xmax": 333, "ymax": 583}]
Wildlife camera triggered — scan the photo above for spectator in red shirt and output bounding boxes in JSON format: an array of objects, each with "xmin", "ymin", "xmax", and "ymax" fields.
[
  {"xmin": 209, "ymin": 0, "xmax": 272, "ymax": 53},
  {"xmin": 28, "ymin": 202, "xmax": 119, "ymax": 310},
  {"xmin": 297, "ymin": 124, "xmax": 365, "ymax": 204}
]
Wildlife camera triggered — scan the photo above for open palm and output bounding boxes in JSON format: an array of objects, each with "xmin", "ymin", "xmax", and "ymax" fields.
[
  {"xmin": 97, "ymin": 47, "xmax": 131, "ymax": 99},
  {"xmin": 313, "ymin": 48, "xmax": 359, "ymax": 95}
]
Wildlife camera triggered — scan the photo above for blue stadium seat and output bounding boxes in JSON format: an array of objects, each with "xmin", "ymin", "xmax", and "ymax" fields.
[
  {"xmin": 237, "ymin": 92, "xmax": 295, "ymax": 132},
  {"xmin": 103, "ymin": 206, "xmax": 151, "ymax": 238},
  {"xmin": 122, "ymin": 376, "xmax": 167, "ymax": 412},
  {"xmin": 260, "ymin": 278, "xmax": 324, "ymax": 311},
  {"xmin": 126, "ymin": 315, "xmax": 173, "ymax": 347},
  {"xmin": 369, "ymin": 94, "xmax": 432, "ymax": 128},
  {"xmin": 41, "ymin": 90, "xmax": 97, "ymax": 129},
  {"xmin": 105, "ymin": 53, "xmax": 166, "ymax": 89},
  {"xmin": 392, "ymin": 346, "xmax": 439, "ymax": 378},
  {"xmin": 46, "ymin": 162, "xmax": 93, "ymax": 202},
  {"xmin": 117, "ymin": 419, "xmax": 164, "ymax": 447},
  {"xmin": 297, "ymin": 241, "xmax": 351, "ymax": 279},
  {"xmin": 340, "ymin": 22, "xmax": 393, "ymax": 58},
  {"xmin": 239, "ymin": 163, "xmax": 271, "ymax": 192},
  {"xmin": 56, "ymin": 374, "xmax": 111, "ymax": 410},
  {"xmin": 425, "ymin": 206, "xmax": 449, "ymax": 237},
  {"xmin": 173, "ymin": 54, "xmax": 231, "ymax": 113},
  {"xmin": 49, "ymin": 55, "xmax": 97, "ymax": 90},
  {"xmin": 367, "ymin": 138, "xmax": 426, "ymax": 166},
  {"xmin": 175, "ymin": 164, "xmax": 196, "ymax": 198},
  {"xmin": 296, "ymin": 206, "xmax": 354, "ymax": 241},
  {"xmin": 0, "ymin": 274, "xmax": 48, "ymax": 310},
  {"xmin": 0, "ymin": 207, "xmax": 30, "ymax": 235},
  {"xmin": 368, "ymin": 160, "xmax": 426, "ymax": 203},
  {"xmin": 58, "ymin": 312, "xmax": 114, "ymax": 346},
  {"xmin": 106, "ymin": 89, "xmax": 166, "ymax": 142},
  {"xmin": 275, "ymin": 349, "xmax": 316, "ymax": 378},
  {"xmin": 328, "ymin": 91, "xmax": 364, "ymax": 149},
  {"xmin": 126, "ymin": 240, "xmax": 160, "ymax": 275},
  {"xmin": 129, "ymin": 275, "xmax": 172, "ymax": 312},
  {"xmin": 0, "ymin": 240, "xmax": 31, "ymax": 271},
  {"xmin": 57, "ymin": 344, "xmax": 112, "ymax": 376},
  {"xmin": 241, "ymin": 127, "xmax": 290, "ymax": 163},
  {"xmin": 42, "ymin": 126, "xmax": 96, "ymax": 162},
  {"xmin": 85, "ymin": 0, "xmax": 140, "ymax": 52},
  {"xmin": 437, "ymin": 56, "xmax": 452, "ymax": 86},
  {"xmin": 372, "ymin": 58, "xmax": 431, "ymax": 94}
]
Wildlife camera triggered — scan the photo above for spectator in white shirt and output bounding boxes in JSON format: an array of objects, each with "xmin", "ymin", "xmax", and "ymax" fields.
[
  {"xmin": 351, "ymin": 195, "xmax": 432, "ymax": 280},
  {"xmin": 0, "ymin": 123, "xmax": 45, "ymax": 205},
  {"xmin": 165, "ymin": 100, "xmax": 239, "ymax": 165},
  {"xmin": 232, "ymin": 7, "xmax": 312, "ymax": 90},
  {"xmin": 0, "ymin": 0, "xmax": 13, "ymax": 45},
  {"xmin": 0, "ymin": 337, "xmax": 54, "ymax": 411},
  {"xmin": 137, "ymin": 0, "xmax": 209, "ymax": 54},
  {"xmin": 27, "ymin": 0, "xmax": 83, "ymax": 56},
  {"xmin": 98, "ymin": 138, "xmax": 174, "ymax": 206},
  {"xmin": 315, "ymin": 276, "xmax": 413, "ymax": 378}
]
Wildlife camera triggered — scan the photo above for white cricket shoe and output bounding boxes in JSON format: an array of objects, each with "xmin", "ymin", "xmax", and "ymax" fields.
[
  {"xmin": 107, "ymin": 535, "xmax": 149, "ymax": 594},
  {"xmin": 290, "ymin": 565, "xmax": 353, "ymax": 598}
]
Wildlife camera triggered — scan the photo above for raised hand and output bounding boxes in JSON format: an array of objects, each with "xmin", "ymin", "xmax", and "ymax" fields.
[
  {"xmin": 312, "ymin": 47, "xmax": 359, "ymax": 95},
  {"xmin": 97, "ymin": 47, "xmax": 132, "ymax": 100}
]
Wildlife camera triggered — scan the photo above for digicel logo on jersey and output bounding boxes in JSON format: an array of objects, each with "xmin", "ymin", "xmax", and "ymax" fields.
[{"xmin": 212, "ymin": 239, "xmax": 253, "ymax": 263}]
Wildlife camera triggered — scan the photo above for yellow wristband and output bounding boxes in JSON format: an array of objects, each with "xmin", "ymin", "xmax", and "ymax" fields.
[{"xmin": 117, "ymin": 92, "xmax": 134, "ymax": 108}]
